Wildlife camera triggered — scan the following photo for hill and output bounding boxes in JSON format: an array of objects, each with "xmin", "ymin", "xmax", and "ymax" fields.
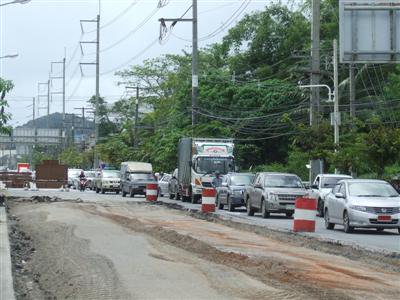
[{"xmin": 19, "ymin": 113, "xmax": 94, "ymax": 130}]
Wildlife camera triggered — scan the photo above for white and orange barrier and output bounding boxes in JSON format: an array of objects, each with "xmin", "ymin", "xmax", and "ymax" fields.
[
  {"xmin": 201, "ymin": 188, "xmax": 216, "ymax": 213},
  {"xmin": 293, "ymin": 197, "xmax": 317, "ymax": 232},
  {"xmin": 146, "ymin": 183, "xmax": 158, "ymax": 202}
]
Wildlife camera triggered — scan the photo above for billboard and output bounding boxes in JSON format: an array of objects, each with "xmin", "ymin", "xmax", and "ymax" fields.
[{"xmin": 340, "ymin": 0, "xmax": 400, "ymax": 63}]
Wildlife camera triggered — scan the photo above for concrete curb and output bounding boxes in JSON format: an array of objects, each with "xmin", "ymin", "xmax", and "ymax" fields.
[{"xmin": 0, "ymin": 207, "xmax": 15, "ymax": 300}]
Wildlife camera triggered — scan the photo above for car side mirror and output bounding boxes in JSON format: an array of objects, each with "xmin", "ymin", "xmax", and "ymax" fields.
[
  {"xmin": 335, "ymin": 192, "xmax": 345, "ymax": 198},
  {"xmin": 311, "ymin": 184, "xmax": 318, "ymax": 189},
  {"xmin": 222, "ymin": 182, "xmax": 228, "ymax": 187}
]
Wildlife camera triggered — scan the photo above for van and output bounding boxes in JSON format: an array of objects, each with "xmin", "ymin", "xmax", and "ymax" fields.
[{"xmin": 120, "ymin": 162, "xmax": 156, "ymax": 197}]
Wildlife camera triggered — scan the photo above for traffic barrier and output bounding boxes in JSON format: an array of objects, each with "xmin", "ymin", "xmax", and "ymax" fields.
[
  {"xmin": 293, "ymin": 197, "xmax": 317, "ymax": 232},
  {"xmin": 201, "ymin": 188, "xmax": 216, "ymax": 213},
  {"xmin": 29, "ymin": 182, "xmax": 38, "ymax": 191},
  {"xmin": 146, "ymin": 183, "xmax": 158, "ymax": 202}
]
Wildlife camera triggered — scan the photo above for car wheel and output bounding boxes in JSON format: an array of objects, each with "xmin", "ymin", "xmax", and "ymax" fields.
[
  {"xmin": 130, "ymin": 189, "xmax": 134, "ymax": 197},
  {"xmin": 398, "ymin": 228, "xmax": 400, "ymax": 235},
  {"xmin": 176, "ymin": 193, "xmax": 181, "ymax": 200},
  {"xmin": 227, "ymin": 196, "xmax": 235, "ymax": 212},
  {"xmin": 376, "ymin": 228, "xmax": 384, "ymax": 232},
  {"xmin": 217, "ymin": 195, "xmax": 224, "ymax": 210},
  {"xmin": 96, "ymin": 187, "xmax": 99, "ymax": 194},
  {"xmin": 261, "ymin": 199, "xmax": 270, "ymax": 218},
  {"xmin": 169, "ymin": 193, "xmax": 174, "ymax": 199},
  {"xmin": 286, "ymin": 212, "xmax": 293, "ymax": 218},
  {"xmin": 116, "ymin": 190, "xmax": 119, "ymax": 194},
  {"xmin": 246, "ymin": 198, "xmax": 255, "ymax": 216},
  {"xmin": 324, "ymin": 209, "xmax": 335, "ymax": 230},
  {"xmin": 122, "ymin": 190, "xmax": 127, "ymax": 197},
  {"xmin": 343, "ymin": 211, "xmax": 354, "ymax": 233},
  {"xmin": 101, "ymin": 188, "xmax": 105, "ymax": 194},
  {"xmin": 318, "ymin": 199, "xmax": 324, "ymax": 217}
]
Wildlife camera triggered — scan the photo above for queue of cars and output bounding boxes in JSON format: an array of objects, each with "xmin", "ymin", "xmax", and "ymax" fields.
[{"xmin": 67, "ymin": 166, "xmax": 400, "ymax": 234}]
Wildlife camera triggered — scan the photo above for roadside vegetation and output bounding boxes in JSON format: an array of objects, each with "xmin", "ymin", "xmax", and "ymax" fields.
[{"xmin": 57, "ymin": 0, "xmax": 399, "ymax": 180}]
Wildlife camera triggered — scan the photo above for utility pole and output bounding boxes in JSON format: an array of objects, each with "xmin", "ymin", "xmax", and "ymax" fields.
[
  {"xmin": 309, "ymin": 0, "xmax": 321, "ymax": 182},
  {"xmin": 80, "ymin": 15, "xmax": 100, "ymax": 168},
  {"xmin": 32, "ymin": 97, "xmax": 35, "ymax": 124},
  {"xmin": 47, "ymin": 79, "xmax": 50, "ymax": 128},
  {"xmin": 159, "ymin": 0, "xmax": 198, "ymax": 126},
  {"xmin": 134, "ymin": 86, "xmax": 139, "ymax": 148},
  {"xmin": 310, "ymin": 0, "xmax": 320, "ymax": 126},
  {"xmin": 50, "ymin": 57, "xmax": 66, "ymax": 140},
  {"xmin": 125, "ymin": 85, "xmax": 142, "ymax": 148},
  {"xmin": 349, "ymin": 64, "xmax": 356, "ymax": 119},
  {"xmin": 37, "ymin": 82, "xmax": 49, "ymax": 120},
  {"xmin": 333, "ymin": 39, "xmax": 340, "ymax": 175}
]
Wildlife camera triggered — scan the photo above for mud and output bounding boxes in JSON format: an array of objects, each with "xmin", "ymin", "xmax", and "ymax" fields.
[{"xmin": 6, "ymin": 197, "xmax": 400, "ymax": 300}]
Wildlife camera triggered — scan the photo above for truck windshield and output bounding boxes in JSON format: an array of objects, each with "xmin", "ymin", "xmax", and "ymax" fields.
[{"xmin": 195, "ymin": 157, "xmax": 234, "ymax": 174}]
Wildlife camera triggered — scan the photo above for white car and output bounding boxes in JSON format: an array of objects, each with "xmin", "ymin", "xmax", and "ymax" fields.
[
  {"xmin": 158, "ymin": 174, "xmax": 171, "ymax": 197},
  {"xmin": 68, "ymin": 168, "xmax": 83, "ymax": 188},
  {"xmin": 324, "ymin": 179, "xmax": 400, "ymax": 234},
  {"xmin": 311, "ymin": 174, "xmax": 353, "ymax": 217}
]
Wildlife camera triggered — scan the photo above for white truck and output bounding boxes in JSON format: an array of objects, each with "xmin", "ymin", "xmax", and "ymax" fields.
[
  {"xmin": 178, "ymin": 138, "xmax": 235, "ymax": 203},
  {"xmin": 310, "ymin": 173, "xmax": 353, "ymax": 217}
]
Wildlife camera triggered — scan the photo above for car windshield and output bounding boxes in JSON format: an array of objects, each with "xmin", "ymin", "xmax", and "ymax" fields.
[
  {"xmin": 103, "ymin": 171, "xmax": 120, "ymax": 178},
  {"xmin": 264, "ymin": 175, "xmax": 304, "ymax": 188},
  {"xmin": 130, "ymin": 173, "xmax": 155, "ymax": 181},
  {"xmin": 230, "ymin": 175, "xmax": 254, "ymax": 186},
  {"xmin": 195, "ymin": 157, "xmax": 234, "ymax": 174},
  {"xmin": 68, "ymin": 170, "xmax": 82, "ymax": 176},
  {"xmin": 348, "ymin": 182, "xmax": 399, "ymax": 197},
  {"xmin": 321, "ymin": 177, "xmax": 350, "ymax": 188},
  {"xmin": 85, "ymin": 172, "xmax": 95, "ymax": 177}
]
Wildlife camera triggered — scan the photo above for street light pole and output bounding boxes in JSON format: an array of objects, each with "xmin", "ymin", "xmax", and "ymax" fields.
[{"xmin": 0, "ymin": 0, "xmax": 31, "ymax": 7}]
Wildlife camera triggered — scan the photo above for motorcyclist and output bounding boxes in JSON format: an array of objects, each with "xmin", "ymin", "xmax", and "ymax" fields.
[
  {"xmin": 212, "ymin": 171, "xmax": 223, "ymax": 188},
  {"xmin": 79, "ymin": 171, "xmax": 86, "ymax": 180}
]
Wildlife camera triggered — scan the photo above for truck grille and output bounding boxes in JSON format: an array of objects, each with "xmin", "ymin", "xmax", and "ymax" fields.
[{"xmin": 366, "ymin": 207, "xmax": 399, "ymax": 215}]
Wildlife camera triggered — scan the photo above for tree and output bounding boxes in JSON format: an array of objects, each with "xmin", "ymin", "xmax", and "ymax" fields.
[
  {"xmin": 0, "ymin": 77, "xmax": 13, "ymax": 134},
  {"xmin": 59, "ymin": 146, "xmax": 92, "ymax": 169}
]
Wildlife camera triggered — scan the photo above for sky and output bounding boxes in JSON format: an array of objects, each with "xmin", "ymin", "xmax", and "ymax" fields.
[{"xmin": 0, "ymin": 0, "xmax": 291, "ymax": 127}]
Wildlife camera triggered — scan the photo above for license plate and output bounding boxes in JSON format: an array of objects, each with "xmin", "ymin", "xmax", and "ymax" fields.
[
  {"xmin": 286, "ymin": 205, "xmax": 295, "ymax": 210},
  {"xmin": 378, "ymin": 215, "xmax": 391, "ymax": 221}
]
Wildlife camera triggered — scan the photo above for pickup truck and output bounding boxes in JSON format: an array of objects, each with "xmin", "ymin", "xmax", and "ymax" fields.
[
  {"xmin": 244, "ymin": 172, "xmax": 307, "ymax": 218},
  {"xmin": 309, "ymin": 173, "xmax": 352, "ymax": 217}
]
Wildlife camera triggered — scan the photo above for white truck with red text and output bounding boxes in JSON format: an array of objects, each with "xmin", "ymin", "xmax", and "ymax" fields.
[{"xmin": 178, "ymin": 138, "xmax": 235, "ymax": 203}]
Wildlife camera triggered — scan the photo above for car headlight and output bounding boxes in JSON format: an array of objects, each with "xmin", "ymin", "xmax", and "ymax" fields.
[
  {"xmin": 268, "ymin": 192, "xmax": 279, "ymax": 202},
  {"xmin": 350, "ymin": 205, "xmax": 367, "ymax": 212}
]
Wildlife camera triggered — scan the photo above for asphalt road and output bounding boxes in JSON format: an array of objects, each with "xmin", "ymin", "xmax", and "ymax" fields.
[{"xmin": 8, "ymin": 188, "xmax": 400, "ymax": 253}]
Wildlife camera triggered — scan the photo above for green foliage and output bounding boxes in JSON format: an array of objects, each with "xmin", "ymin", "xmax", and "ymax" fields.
[
  {"xmin": 0, "ymin": 77, "xmax": 13, "ymax": 134},
  {"xmin": 59, "ymin": 146, "xmax": 92, "ymax": 169}
]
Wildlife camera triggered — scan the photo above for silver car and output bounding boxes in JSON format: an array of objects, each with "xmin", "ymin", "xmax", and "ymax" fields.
[
  {"xmin": 158, "ymin": 174, "xmax": 171, "ymax": 197},
  {"xmin": 245, "ymin": 172, "xmax": 307, "ymax": 218},
  {"xmin": 324, "ymin": 179, "xmax": 400, "ymax": 234}
]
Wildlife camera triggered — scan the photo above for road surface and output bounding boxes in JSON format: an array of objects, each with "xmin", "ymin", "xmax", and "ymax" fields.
[
  {"xmin": 7, "ymin": 196, "xmax": 400, "ymax": 300},
  {"xmin": 8, "ymin": 188, "xmax": 400, "ymax": 253}
]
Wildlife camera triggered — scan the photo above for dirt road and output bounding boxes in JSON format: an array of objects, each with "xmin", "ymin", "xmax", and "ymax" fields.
[{"xmin": 7, "ymin": 198, "xmax": 400, "ymax": 300}]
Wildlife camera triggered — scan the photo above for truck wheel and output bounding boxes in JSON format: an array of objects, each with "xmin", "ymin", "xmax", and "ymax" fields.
[
  {"xmin": 116, "ymin": 190, "xmax": 119, "ymax": 194},
  {"xmin": 318, "ymin": 199, "xmax": 324, "ymax": 217},
  {"xmin": 96, "ymin": 187, "xmax": 99, "ymax": 194},
  {"xmin": 169, "ymin": 193, "xmax": 174, "ymax": 199},
  {"xmin": 246, "ymin": 199, "xmax": 255, "ymax": 216},
  {"xmin": 176, "ymin": 193, "xmax": 181, "ymax": 200},
  {"xmin": 101, "ymin": 188, "xmax": 105, "ymax": 194},
  {"xmin": 261, "ymin": 200, "xmax": 270, "ymax": 218},
  {"xmin": 130, "ymin": 189, "xmax": 135, "ymax": 197}
]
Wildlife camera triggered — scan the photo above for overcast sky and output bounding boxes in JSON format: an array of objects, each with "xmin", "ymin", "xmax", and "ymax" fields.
[{"xmin": 0, "ymin": 0, "xmax": 289, "ymax": 127}]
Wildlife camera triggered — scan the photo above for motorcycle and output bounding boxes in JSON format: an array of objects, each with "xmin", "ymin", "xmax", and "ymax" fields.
[{"xmin": 79, "ymin": 178, "xmax": 87, "ymax": 192}]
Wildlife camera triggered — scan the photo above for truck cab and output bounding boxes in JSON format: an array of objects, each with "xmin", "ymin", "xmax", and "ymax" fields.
[{"xmin": 178, "ymin": 138, "xmax": 235, "ymax": 203}]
